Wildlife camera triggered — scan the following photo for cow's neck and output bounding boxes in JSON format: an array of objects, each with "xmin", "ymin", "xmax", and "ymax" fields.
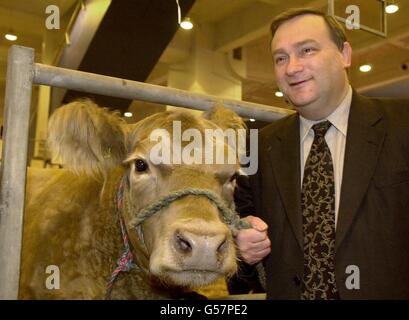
[{"xmin": 101, "ymin": 169, "xmax": 153, "ymax": 286}]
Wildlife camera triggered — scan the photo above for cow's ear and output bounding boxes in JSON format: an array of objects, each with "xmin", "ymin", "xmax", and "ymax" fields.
[
  {"xmin": 203, "ymin": 102, "xmax": 246, "ymax": 130},
  {"xmin": 47, "ymin": 99, "xmax": 126, "ymax": 178}
]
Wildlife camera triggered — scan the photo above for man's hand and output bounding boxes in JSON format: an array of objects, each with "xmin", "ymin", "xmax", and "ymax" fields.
[{"xmin": 235, "ymin": 215, "xmax": 271, "ymax": 265}]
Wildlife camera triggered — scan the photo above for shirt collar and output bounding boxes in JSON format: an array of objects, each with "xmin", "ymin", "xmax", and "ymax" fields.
[{"xmin": 300, "ymin": 85, "xmax": 352, "ymax": 142}]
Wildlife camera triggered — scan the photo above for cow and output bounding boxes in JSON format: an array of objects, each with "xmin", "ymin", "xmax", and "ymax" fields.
[{"xmin": 19, "ymin": 99, "xmax": 247, "ymax": 299}]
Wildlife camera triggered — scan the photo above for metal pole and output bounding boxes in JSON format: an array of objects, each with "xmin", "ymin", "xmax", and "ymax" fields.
[
  {"xmin": 0, "ymin": 45, "xmax": 291, "ymax": 300},
  {"xmin": 34, "ymin": 63, "xmax": 294, "ymax": 122},
  {"xmin": 328, "ymin": 0, "xmax": 334, "ymax": 16},
  {"xmin": 0, "ymin": 46, "xmax": 34, "ymax": 299}
]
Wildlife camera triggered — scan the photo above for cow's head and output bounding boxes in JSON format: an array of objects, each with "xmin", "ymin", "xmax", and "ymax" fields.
[{"xmin": 48, "ymin": 99, "xmax": 246, "ymax": 289}]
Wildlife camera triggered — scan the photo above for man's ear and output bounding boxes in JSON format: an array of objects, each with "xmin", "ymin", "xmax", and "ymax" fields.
[
  {"xmin": 342, "ymin": 41, "xmax": 352, "ymax": 68},
  {"xmin": 203, "ymin": 102, "xmax": 246, "ymax": 130}
]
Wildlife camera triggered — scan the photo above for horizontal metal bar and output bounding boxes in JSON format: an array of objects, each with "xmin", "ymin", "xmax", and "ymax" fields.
[{"xmin": 33, "ymin": 63, "xmax": 294, "ymax": 122}]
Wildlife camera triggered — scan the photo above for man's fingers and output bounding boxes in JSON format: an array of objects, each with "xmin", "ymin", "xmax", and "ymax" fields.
[
  {"xmin": 244, "ymin": 215, "xmax": 268, "ymax": 232},
  {"xmin": 247, "ymin": 238, "xmax": 271, "ymax": 252},
  {"xmin": 235, "ymin": 216, "xmax": 271, "ymax": 265},
  {"xmin": 240, "ymin": 246, "xmax": 271, "ymax": 265},
  {"xmin": 250, "ymin": 247, "xmax": 271, "ymax": 261},
  {"xmin": 236, "ymin": 230, "xmax": 271, "ymax": 262},
  {"xmin": 237, "ymin": 228, "xmax": 268, "ymax": 244}
]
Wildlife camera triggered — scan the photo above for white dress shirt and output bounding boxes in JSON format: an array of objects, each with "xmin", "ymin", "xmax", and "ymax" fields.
[{"xmin": 299, "ymin": 86, "xmax": 352, "ymax": 227}]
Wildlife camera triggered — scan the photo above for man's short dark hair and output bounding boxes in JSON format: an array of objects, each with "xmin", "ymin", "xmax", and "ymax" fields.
[{"xmin": 270, "ymin": 8, "xmax": 347, "ymax": 52}]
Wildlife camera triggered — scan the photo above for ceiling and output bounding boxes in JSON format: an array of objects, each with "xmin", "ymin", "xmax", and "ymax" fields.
[
  {"xmin": 0, "ymin": 0, "xmax": 408, "ymax": 123},
  {"xmin": 0, "ymin": 0, "xmax": 196, "ymax": 119},
  {"xmin": 152, "ymin": 0, "xmax": 409, "ymax": 109},
  {"xmin": 0, "ymin": 0, "xmax": 78, "ymax": 121}
]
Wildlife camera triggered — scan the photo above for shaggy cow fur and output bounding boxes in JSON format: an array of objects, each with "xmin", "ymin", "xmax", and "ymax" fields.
[{"xmin": 19, "ymin": 100, "xmax": 245, "ymax": 299}]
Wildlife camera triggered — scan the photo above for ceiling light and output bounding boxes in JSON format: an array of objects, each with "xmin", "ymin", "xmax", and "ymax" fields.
[
  {"xmin": 180, "ymin": 17, "xmax": 193, "ymax": 30},
  {"xmin": 5, "ymin": 33, "xmax": 17, "ymax": 41},
  {"xmin": 359, "ymin": 64, "xmax": 372, "ymax": 73},
  {"xmin": 124, "ymin": 112, "xmax": 133, "ymax": 118},
  {"xmin": 275, "ymin": 91, "xmax": 284, "ymax": 97},
  {"xmin": 385, "ymin": 4, "xmax": 399, "ymax": 14},
  {"xmin": 249, "ymin": 118, "xmax": 256, "ymax": 122}
]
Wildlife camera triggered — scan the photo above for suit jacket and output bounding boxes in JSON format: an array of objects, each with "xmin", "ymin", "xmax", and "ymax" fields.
[{"xmin": 238, "ymin": 91, "xmax": 409, "ymax": 299}]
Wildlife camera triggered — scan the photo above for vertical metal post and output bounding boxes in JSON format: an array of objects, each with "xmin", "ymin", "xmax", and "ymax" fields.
[
  {"xmin": 0, "ymin": 46, "xmax": 34, "ymax": 299},
  {"xmin": 327, "ymin": 0, "xmax": 334, "ymax": 16}
]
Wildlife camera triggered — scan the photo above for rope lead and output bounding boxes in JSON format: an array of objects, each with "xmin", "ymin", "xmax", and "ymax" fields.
[{"xmin": 106, "ymin": 176, "xmax": 266, "ymax": 299}]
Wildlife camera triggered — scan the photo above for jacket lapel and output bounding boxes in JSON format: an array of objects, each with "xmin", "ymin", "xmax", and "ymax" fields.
[
  {"xmin": 335, "ymin": 92, "xmax": 386, "ymax": 251},
  {"xmin": 266, "ymin": 115, "xmax": 303, "ymax": 251}
]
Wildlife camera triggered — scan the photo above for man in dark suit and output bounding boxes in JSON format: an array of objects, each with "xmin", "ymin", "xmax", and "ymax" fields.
[{"xmin": 235, "ymin": 8, "xmax": 409, "ymax": 299}]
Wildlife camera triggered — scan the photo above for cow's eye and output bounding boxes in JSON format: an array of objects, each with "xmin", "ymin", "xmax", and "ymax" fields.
[{"xmin": 135, "ymin": 159, "xmax": 148, "ymax": 172}]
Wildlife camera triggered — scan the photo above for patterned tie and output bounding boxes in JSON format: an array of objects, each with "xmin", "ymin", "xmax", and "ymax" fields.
[{"xmin": 301, "ymin": 120, "xmax": 339, "ymax": 300}]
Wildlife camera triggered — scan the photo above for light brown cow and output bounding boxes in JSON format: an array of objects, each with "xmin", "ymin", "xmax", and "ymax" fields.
[{"xmin": 19, "ymin": 99, "xmax": 246, "ymax": 299}]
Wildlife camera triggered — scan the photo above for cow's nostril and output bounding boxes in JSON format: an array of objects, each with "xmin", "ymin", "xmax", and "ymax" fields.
[{"xmin": 174, "ymin": 233, "xmax": 192, "ymax": 254}]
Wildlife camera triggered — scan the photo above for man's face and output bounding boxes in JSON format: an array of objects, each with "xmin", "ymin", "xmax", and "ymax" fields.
[{"xmin": 271, "ymin": 14, "xmax": 351, "ymax": 115}]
